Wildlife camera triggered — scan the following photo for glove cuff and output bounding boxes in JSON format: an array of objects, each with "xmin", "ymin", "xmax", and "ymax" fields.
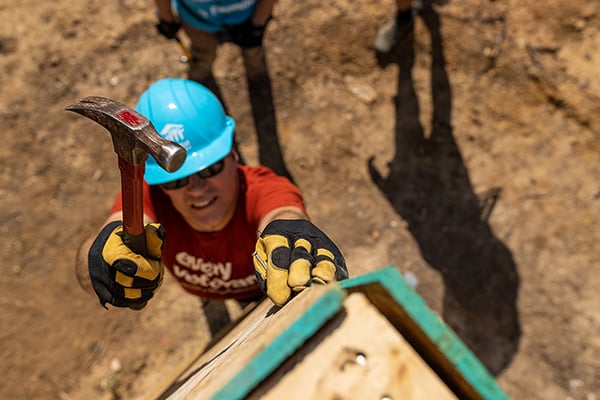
[
  {"xmin": 261, "ymin": 219, "xmax": 313, "ymax": 235},
  {"xmin": 88, "ymin": 220, "xmax": 123, "ymax": 308}
]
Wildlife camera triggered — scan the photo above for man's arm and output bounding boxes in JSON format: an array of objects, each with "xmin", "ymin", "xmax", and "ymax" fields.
[{"xmin": 257, "ymin": 205, "xmax": 308, "ymax": 235}]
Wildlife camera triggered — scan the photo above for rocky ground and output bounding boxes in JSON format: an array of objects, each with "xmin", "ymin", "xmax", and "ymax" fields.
[{"xmin": 1, "ymin": 0, "xmax": 598, "ymax": 399}]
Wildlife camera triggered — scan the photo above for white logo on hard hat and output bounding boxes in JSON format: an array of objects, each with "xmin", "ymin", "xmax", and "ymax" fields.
[{"xmin": 161, "ymin": 124, "xmax": 185, "ymax": 142}]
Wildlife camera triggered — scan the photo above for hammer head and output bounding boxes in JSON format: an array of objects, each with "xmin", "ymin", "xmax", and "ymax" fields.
[{"xmin": 65, "ymin": 96, "xmax": 186, "ymax": 172}]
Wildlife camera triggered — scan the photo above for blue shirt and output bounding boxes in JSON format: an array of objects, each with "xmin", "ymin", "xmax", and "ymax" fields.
[{"xmin": 175, "ymin": 0, "xmax": 257, "ymax": 32}]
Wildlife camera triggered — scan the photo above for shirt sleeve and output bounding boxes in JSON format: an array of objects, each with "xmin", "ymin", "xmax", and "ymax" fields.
[{"xmin": 241, "ymin": 166, "xmax": 307, "ymax": 226}]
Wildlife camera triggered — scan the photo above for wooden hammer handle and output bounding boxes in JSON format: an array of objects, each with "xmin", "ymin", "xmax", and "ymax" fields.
[{"xmin": 118, "ymin": 156, "xmax": 148, "ymax": 256}]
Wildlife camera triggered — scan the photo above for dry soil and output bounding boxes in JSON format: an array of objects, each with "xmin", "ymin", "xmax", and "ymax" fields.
[{"xmin": 1, "ymin": 0, "xmax": 599, "ymax": 399}]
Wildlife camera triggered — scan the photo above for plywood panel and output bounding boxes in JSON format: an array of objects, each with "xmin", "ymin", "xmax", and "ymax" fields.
[
  {"xmin": 340, "ymin": 267, "xmax": 509, "ymax": 400},
  {"xmin": 251, "ymin": 292, "xmax": 458, "ymax": 400},
  {"xmin": 147, "ymin": 267, "xmax": 509, "ymax": 400},
  {"xmin": 159, "ymin": 284, "xmax": 344, "ymax": 400}
]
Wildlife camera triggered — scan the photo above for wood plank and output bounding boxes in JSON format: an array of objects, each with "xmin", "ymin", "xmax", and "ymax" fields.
[
  {"xmin": 250, "ymin": 292, "xmax": 458, "ymax": 400},
  {"xmin": 149, "ymin": 267, "xmax": 509, "ymax": 400},
  {"xmin": 157, "ymin": 284, "xmax": 344, "ymax": 400},
  {"xmin": 340, "ymin": 267, "xmax": 510, "ymax": 400}
]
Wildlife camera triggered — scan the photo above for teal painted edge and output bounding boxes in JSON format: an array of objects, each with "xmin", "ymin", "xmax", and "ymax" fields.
[
  {"xmin": 340, "ymin": 267, "xmax": 510, "ymax": 400},
  {"xmin": 210, "ymin": 287, "xmax": 345, "ymax": 400}
]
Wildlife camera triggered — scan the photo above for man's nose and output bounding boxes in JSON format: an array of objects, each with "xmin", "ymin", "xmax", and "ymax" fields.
[{"xmin": 187, "ymin": 173, "xmax": 208, "ymax": 190}]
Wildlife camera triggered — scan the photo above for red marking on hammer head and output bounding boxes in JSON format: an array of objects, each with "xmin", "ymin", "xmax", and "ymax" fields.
[{"xmin": 117, "ymin": 109, "xmax": 143, "ymax": 126}]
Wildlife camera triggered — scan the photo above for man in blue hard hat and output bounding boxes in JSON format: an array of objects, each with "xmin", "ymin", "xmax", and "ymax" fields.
[{"xmin": 75, "ymin": 78, "xmax": 348, "ymax": 332}]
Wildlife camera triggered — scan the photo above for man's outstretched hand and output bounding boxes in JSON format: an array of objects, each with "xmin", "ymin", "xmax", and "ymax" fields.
[
  {"xmin": 88, "ymin": 221, "xmax": 165, "ymax": 310},
  {"xmin": 253, "ymin": 219, "xmax": 348, "ymax": 307}
]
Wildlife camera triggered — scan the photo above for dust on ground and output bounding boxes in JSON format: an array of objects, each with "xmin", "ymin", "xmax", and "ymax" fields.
[{"xmin": 1, "ymin": 0, "xmax": 599, "ymax": 399}]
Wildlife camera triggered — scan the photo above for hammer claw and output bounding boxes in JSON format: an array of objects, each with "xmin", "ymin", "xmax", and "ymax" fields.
[{"xmin": 65, "ymin": 96, "xmax": 186, "ymax": 171}]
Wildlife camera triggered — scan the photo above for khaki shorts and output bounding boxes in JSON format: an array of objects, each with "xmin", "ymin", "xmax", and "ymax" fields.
[{"xmin": 182, "ymin": 23, "xmax": 268, "ymax": 82}]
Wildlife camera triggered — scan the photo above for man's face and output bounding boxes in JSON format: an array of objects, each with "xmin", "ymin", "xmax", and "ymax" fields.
[{"xmin": 160, "ymin": 154, "xmax": 239, "ymax": 232}]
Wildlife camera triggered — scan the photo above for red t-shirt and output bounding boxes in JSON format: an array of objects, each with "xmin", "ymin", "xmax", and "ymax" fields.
[{"xmin": 110, "ymin": 165, "xmax": 306, "ymax": 300}]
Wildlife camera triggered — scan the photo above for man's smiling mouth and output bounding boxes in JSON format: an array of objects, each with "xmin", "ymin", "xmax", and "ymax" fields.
[{"xmin": 191, "ymin": 196, "xmax": 217, "ymax": 209}]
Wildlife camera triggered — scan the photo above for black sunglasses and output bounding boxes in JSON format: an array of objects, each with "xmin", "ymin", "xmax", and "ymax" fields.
[{"xmin": 160, "ymin": 158, "xmax": 226, "ymax": 190}]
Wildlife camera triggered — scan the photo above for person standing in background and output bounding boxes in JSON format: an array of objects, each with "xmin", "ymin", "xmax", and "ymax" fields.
[
  {"xmin": 374, "ymin": 0, "xmax": 418, "ymax": 54},
  {"xmin": 154, "ymin": 0, "xmax": 277, "ymax": 90}
]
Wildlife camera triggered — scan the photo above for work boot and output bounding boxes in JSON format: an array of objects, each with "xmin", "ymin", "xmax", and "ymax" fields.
[{"xmin": 374, "ymin": 8, "xmax": 416, "ymax": 53}]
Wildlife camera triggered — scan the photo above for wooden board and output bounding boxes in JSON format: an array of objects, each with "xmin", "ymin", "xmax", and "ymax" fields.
[
  {"xmin": 151, "ymin": 284, "xmax": 344, "ymax": 400},
  {"xmin": 340, "ymin": 267, "xmax": 510, "ymax": 400},
  {"xmin": 147, "ymin": 267, "xmax": 510, "ymax": 400},
  {"xmin": 250, "ymin": 292, "xmax": 458, "ymax": 400}
]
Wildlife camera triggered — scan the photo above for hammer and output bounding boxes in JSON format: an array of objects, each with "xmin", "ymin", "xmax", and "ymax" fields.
[
  {"xmin": 175, "ymin": 34, "xmax": 194, "ymax": 63},
  {"xmin": 65, "ymin": 96, "xmax": 186, "ymax": 255}
]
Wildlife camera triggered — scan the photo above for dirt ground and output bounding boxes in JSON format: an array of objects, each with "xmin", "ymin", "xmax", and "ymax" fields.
[{"xmin": 1, "ymin": 0, "xmax": 599, "ymax": 399}]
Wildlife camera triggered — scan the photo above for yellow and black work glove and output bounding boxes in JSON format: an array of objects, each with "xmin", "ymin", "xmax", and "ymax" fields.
[
  {"xmin": 253, "ymin": 219, "xmax": 349, "ymax": 307},
  {"xmin": 88, "ymin": 221, "xmax": 165, "ymax": 310}
]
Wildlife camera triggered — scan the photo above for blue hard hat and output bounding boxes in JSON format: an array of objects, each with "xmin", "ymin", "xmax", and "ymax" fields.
[{"xmin": 136, "ymin": 78, "xmax": 235, "ymax": 185}]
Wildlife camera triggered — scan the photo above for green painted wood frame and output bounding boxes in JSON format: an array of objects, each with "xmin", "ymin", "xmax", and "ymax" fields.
[
  {"xmin": 340, "ymin": 266, "xmax": 510, "ymax": 400},
  {"xmin": 212, "ymin": 266, "xmax": 510, "ymax": 400}
]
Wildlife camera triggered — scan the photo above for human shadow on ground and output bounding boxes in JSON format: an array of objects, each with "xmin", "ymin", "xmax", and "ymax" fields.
[
  {"xmin": 246, "ymin": 73, "xmax": 294, "ymax": 182},
  {"xmin": 201, "ymin": 67, "xmax": 294, "ymax": 183},
  {"xmin": 368, "ymin": 5, "xmax": 521, "ymax": 374}
]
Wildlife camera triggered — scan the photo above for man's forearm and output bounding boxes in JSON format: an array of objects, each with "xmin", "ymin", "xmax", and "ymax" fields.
[{"xmin": 258, "ymin": 206, "xmax": 308, "ymax": 234}]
